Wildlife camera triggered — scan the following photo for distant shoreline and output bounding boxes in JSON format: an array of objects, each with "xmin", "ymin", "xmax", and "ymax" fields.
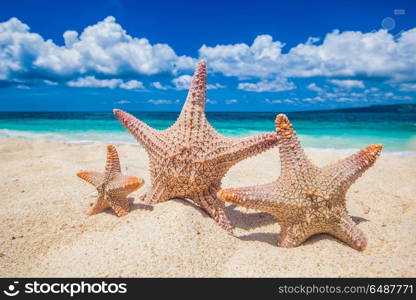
[
  {"xmin": 1, "ymin": 106, "xmax": 415, "ymax": 152},
  {"xmin": 1, "ymin": 137, "xmax": 415, "ymax": 156}
]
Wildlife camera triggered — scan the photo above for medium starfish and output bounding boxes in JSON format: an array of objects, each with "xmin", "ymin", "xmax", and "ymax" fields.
[
  {"xmin": 217, "ymin": 114, "xmax": 382, "ymax": 250},
  {"xmin": 77, "ymin": 145, "xmax": 144, "ymax": 216},
  {"xmin": 113, "ymin": 61, "xmax": 278, "ymax": 233}
]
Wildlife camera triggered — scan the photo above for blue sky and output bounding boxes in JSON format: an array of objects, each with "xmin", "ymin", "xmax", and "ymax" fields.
[{"xmin": 0, "ymin": 0, "xmax": 415, "ymax": 111}]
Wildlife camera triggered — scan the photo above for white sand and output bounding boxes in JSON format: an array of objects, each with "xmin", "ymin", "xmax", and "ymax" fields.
[{"xmin": 0, "ymin": 138, "xmax": 415, "ymax": 277}]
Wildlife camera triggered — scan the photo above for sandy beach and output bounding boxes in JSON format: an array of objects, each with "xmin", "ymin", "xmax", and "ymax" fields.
[{"xmin": 0, "ymin": 138, "xmax": 415, "ymax": 277}]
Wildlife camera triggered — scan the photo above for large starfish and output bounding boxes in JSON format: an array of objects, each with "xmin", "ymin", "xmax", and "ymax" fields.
[
  {"xmin": 218, "ymin": 114, "xmax": 382, "ymax": 250},
  {"xmin": 113, "ymin": 61, "xmax": 278, "ymax": 232},
  {"xmin": 77, "ymin": 145, "xmax": 144, "ymax": 216}
]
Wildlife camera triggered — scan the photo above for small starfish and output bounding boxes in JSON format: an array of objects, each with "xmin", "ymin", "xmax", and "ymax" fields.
[
  {"xmin": 217, "ymin": 114, "xmax": 382, "ymax": 250},
  {"xmin": 77, "ymin": 145, "xmax": 144, "ymax": 217},
  {"xmin": 113, "ymin": 61, "xmax": 278, "ymax": 233}
]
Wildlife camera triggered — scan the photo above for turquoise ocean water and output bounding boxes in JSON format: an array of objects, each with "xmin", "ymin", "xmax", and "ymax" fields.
[{"xmin": 0, "ymin": 109, "xmax": 415, "ymax": 154}]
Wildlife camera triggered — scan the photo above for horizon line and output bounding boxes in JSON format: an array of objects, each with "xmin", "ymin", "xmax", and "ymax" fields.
[{"xmin": 0, "ymin": 102, "xmax": 415, "ymax": 114}]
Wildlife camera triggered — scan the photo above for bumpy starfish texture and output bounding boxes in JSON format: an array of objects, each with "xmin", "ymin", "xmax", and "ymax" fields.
[
  {"xmin": 218, "ymin": 114, "xmax": 382, "ymax": 250},
  {"xmin": 113, "ymin": 61, "xmax": 278, "ymax": 233},
  {"xmin": 77, "ymin": 145, "xmax": 144, "ymax": 217}
]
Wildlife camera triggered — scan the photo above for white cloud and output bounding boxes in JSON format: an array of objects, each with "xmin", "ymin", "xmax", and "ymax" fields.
[
  {"xmin": 303, "ymin": 96, "xmax": 325, "ymax": 103},
  {"xmin": 200, "ymin": 29, "xmax": 416, "ymax": 82},
  {"xmin": 238, "ymin": 78, "xmax": 295, "ymax": 92},
  {"xmin": 225, "ymin": 99, "xmax": 238, "ymax": 104},
  {"xmin": 172, "ymin": 75, "xmax": 192, "ymax": 90},
  {"xmin": 2, "ymin": 16, "xmax": 416, "ymax": 94},
  {"xmin": 206, "ymin": 99, "xmax": 218, "ymax": 104},
  {"xmin": 67, "ymin": 76, "xmax": 143, "ymax": 89},
  {"xmin": 199, "ymin": 35, "xmax": 285, "ymax": 78},
  {"xmin": 63, "ymin": 30, "xmax": 78, "ymax": 48},
  {"xmin": 67, "ymin": 76, "xmax": 122, "ymax": 88},
  {"xmin": 0, "ymin": 16, "xmax": 195, "ymax": 82},
  {"xmin": 43, "ymin": 80, "xmax": 58, "ymax": 85},
  {"xmin": 304, "ymin": 85, "xmax": 403, "ymax": 103},
  {"xmin": 328, "ymin": 79, "xmax": 365, "ymax": 89},
  {"xmin": 156, "ymin": 75, "xmax": 225, "ymax": 90},
  {"xmin": 119, "ymin": 79, "xmax": 144, "ymax": 90},
  {"xmin": 265, "ymin": 98, "xmax": 294, "ymax": 104},
  {"xmin": 287, "ymin": 29, "xmax": 416, "ymax": 82},
  {"xmin": 306, "ymin": 83, "xmax": 324, "ymax": 93},
  {"xmin": 398, "ymin": 83, "xmax": 416, "ymax": 91},
  {"xmin": 366, "ymin": 87, "xmax": 379, "ymax": 93},
  {"xmin": 207, "ymin": 83, "xmax": 226, "ymax": 89},
  {"xmin": 151, "ymin": 81, "xmax": 168, "ymax": 90},
  {"xmin": 264, "ymin": 83, "xmax": 408, "ymax": 104},
  {"xmin": 147, "ymin": 99, "xmax": 179, "ymax": 105},
  {"xmin": 115, "ymin": 99, "xmax": 131, "ymax": 104}
]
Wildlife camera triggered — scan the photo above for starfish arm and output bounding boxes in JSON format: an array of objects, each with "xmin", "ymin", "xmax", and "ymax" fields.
[
  {"xmin": 322, "ymin": 144, "xmax": 382, "ymax": 192},
  {"xmin": 217, "ymin": 184, "xmax": 284, "ymax": 214},
  {"xmin": 77, "ymin": 171, "xmax": 104, "ymax": 187},
  {"xmin": 219, "ymin": 132, "xmax": 278, "ymax": 163},
  {"xmin": 197, "ymin": 193, "xmax": 233, "ymax": 234},
  {"xmin": 107, "ymin": 194, "xmax": 130, "ymax": 217},
  {"xmin": 108, "ymin": 175, "xmax": 144, "ymax": 197},
  {"xmin": 106, "ymin": 176, "xmax": 143, "ymax": 216},
  {"xmin": 142, "ymin": 177, "xmax": 171, "ymax": 204},
  {"xmin": 177, "ymin": 60, "xmax": 207, "ymax": 122},
  {"xmin": 143, "ymin": 188, "xmax": 161, "ymax": 205},
  {"xmin": 113, "ymin": 109, "xmax": 166, "ymax": 155},
  {"xmin": 275, "ymin": 114, "xmax": 317, "ymax": 177},
  {"xmin": 276, "ymin": 222, "xmax": 308, "ymax": 248},
  {"xmin": 328, "ymin": 215, "xmax": 367, "ymax": 251},
  {"xmin": 104, "ymin": 145, "xmax": 121, "ymax": 181},
  {"xmin": 86, "ymin": 196, "xmax": 109, "ymax": 216}
]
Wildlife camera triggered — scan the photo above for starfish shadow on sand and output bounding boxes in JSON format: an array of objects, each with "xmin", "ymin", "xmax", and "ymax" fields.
[
  {"xmin": 103, "ymin": 197, "xmax": 153, "ymax": 216},
  {"xmin": 169, "ymin": 198, "xmax": 214, "ymax": 219},
  {"xmin": 237, "ymin": 215, "xmax": 369, "ymax": 248},
  {"xmin": 130, "ymin": 200, "xmax": 154, "ymax": 212},
  {"xmin": 238, "ymin": 232, "xmax": 280, "ymax": 246},
  {"xmin": 227, "ymin": 205, "xmax": 277, "ymax": 230},
  {"xmin": 351, "ymin": 215, "xmax": 369, "ymax": 224}
]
